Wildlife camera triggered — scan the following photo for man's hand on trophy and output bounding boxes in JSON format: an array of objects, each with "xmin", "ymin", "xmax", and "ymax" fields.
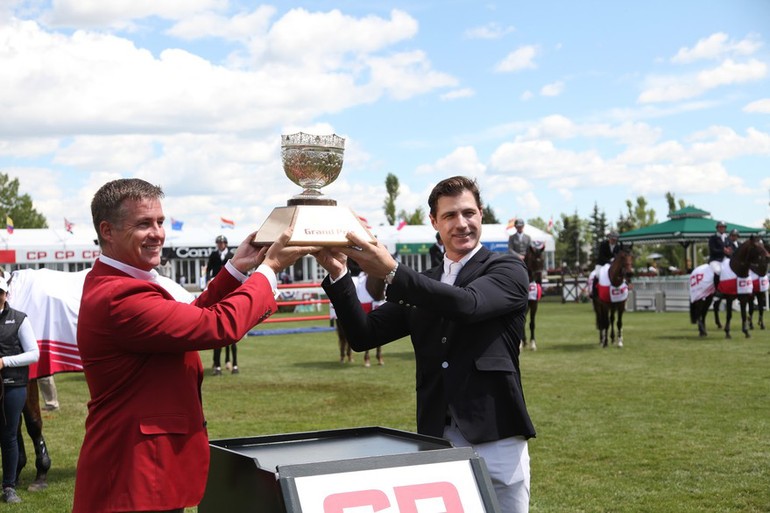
[
  {"xmin": 230, "ymin": 231, "xmax": 269, "ymax": 274},
  {"xmin": 315, "ymin": 248, "xmax": 348, "ymax": 280},
  {"xmin": 339, "ymin": 232, "xmax": 396, "ymax": 280},
  {"xmin": 263, "ymin": 229, "xmax": 321, "ymax": 274}
]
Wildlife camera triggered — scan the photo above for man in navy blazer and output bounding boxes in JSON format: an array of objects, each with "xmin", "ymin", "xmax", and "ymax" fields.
[{"xmin": 316, "ymin": 176, "xmax": 535, "ymax": 512}]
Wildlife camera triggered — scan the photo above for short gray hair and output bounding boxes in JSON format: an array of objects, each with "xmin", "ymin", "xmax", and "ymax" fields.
[{"xmin": 91, "ymin": 178, "xmax": 164, "ymax": 245}]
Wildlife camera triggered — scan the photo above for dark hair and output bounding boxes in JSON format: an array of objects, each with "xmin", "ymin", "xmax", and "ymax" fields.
[
  {"xmin": 427, "ymin": 176, "xmax": 482, "ymax": 218},
  {"xmin": 91, "ymin": 179, "xmax": 164, "ymax": 245}
]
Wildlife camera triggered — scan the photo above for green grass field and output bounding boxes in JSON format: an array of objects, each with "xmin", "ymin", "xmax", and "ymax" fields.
[{"xmin": 12, "ymin": 302, "xmax": 770, "ymax": 512}]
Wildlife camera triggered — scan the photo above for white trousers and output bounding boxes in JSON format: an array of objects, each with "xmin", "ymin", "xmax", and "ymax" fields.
[
  {"xmin": 444, "ymin": 423, "xmax": 530, "ymax": 513},
  {"xmin": 709, "ymin": 260, "xmax": 722, "ymax": 275}
]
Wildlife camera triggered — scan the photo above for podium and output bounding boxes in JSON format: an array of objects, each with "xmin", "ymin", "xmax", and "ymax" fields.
[{"xmin": 198, "ymin": 426, "xmax": 500, "ymax": 512}]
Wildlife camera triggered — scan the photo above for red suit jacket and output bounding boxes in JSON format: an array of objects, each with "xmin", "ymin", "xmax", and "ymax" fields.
[{"xmin": 73, "ymin": 259, "xmax": 276, "ymax": 512}]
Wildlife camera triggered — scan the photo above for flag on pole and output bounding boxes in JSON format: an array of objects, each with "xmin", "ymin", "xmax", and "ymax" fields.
[
  {"xmin": 6, "ymin": 216, "xmax": 13, "ymax": 234},
  {"xmin": 64, "ymin": 218, "xmax": 74, "ymax": 234},
  {"xmin": 171, "ymin": 218, "xmax": 184, "ymax": 231},
  {"xmin": 396, "ymin": 219, "xmax": 407, "ymax": 231},
  {"xmin": 357, "ymin": 215, "xmax": 371, "ymax": 229},
  {"xmin": 220, "ymin": 217, "xmax": 235, "ymax": 229},
  {"xmin": 547, "ymin": 216, "xmax": 554, "ymax": 233},
  {"xmin": 506, "ymin": 218, "xmax": 516, "ymax": 230}
]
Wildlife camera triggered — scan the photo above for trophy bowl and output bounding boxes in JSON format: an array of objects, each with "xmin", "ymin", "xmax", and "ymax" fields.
[{"xmin": 282, "ymin": 132, "xmax": 345, "ymax": 205}]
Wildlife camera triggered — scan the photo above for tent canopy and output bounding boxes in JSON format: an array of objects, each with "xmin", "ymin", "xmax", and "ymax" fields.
[{"xmin": 618, "ymin": 206, "xmax": 766, "ymax": 245}]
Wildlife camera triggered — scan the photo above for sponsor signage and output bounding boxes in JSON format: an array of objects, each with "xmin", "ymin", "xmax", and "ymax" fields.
[
  {"xmin": 293, "ymin": 460, "xmax": 489, "ymax": 512},
  {"xmin": 3, "ymin": 247, "xmax": 101, "ymax": 264}
]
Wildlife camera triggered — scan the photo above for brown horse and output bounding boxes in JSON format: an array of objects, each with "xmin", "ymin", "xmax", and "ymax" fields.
[
  {"xmin": 521, "ymin": 243, "xmax": 545, "ymax": 351},
  {"xmin": 708, "ymin": 236, "xmax": 767, "ymax": 338},
  {"xmin": 16, "ymin": 379, "xmax": 52, "ymax": 491},
  {"xmin": 747, "ymin": 240, "xmax": 769, "ymax": 330},
  {"xmin": 336, "ymin": 272, "xmax": 386, "ymax": 366},
  {"xmin": 592, "ymin": 245, "xmax": 634, "ymax": 348}
]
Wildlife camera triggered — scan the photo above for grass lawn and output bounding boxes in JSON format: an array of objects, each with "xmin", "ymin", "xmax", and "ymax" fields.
[{"xmin": 13, "ymin": 301, "xmax": 770, "ymax": 512}]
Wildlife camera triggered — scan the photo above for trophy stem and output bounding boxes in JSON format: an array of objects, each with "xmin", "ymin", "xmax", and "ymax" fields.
[{"xmin": 287, "ymin": 193, "xmax": 337, "ymax": 206}]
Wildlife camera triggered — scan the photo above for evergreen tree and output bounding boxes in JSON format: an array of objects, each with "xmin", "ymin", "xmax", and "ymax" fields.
[
  {"xmin": 557, "ymin": 211, "xmax": 587, "ymax": 270},
  {"xmin": 481, "ymin": 203, "xmax": 500, "ymax": 224},
  {"xmin": 588, "ymin": 203, "xmax": 608, "ymax": 267}
]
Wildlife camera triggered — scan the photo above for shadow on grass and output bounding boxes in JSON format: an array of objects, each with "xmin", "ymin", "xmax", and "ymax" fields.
[
  {"xmin": 545, "ymin": 343, "xmax": 599, "ymax": 352},
  {"xmin": 292, "ymin": 351, "xmax": 414, "ymax": 369}
]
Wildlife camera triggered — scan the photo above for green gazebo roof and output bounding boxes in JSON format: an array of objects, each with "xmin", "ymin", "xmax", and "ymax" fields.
[{"xmin": 619, "ymin": 206, "xmax": 766, "ymax": 244}]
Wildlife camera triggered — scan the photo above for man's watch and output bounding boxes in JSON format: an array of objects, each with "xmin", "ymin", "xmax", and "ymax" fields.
[{"xmin": 384, "ymin": 262, "xmax": 399, "ymax": 285}]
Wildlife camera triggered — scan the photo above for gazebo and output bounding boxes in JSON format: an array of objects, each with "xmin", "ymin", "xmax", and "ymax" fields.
[{"xmin": 618, "ymin": 206, "xmax": 766, "ymax": 271}]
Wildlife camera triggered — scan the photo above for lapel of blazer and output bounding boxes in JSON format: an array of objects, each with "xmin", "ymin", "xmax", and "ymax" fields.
[
  {"xmin": 454, "ymin": 246, "xmax": 492, "ymax": 287},
  {"xmin": 424, "ymin": 263, "xmax": 443, "ymax": 282}
]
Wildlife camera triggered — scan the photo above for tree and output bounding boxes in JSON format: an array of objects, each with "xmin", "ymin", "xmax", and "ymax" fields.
[
  {"xmin": 588, "ymin": 203, "xmax": 608, "ymax": 267},
  {"xmin": 481, "ymin": 203, "xmax": 500, "ymax": 224},
  {"xmin": 665, "ymin": 191, "xmax": 686, "ymax": 213},
  {"xmin": 616, "ymin": 196, "xmax": 656, "ymax": 233},
  {"xmin": 397, "ymin": 207, "xmax": 425, "ymax": 225},
  {"xmin": 659, "ymin": 192, "xmax": 688, "ymax": 269},
  {"xmin": 384, "ymin": 173, "xmax": 427, "ymax": 226},
  {"xmin": 0, "ymin": 173, "xmax": 48, "ymax": 228},
  {"xmin": 556, "ymin": 211, "xmax": 588, "ymax": 270},
  {"xmin": 383, "ymin": 173, "xmax": 399, "ymax": 226},
  {"xmin": 527, "ymin": 217, "xmax": 549, "ymax": 233}
]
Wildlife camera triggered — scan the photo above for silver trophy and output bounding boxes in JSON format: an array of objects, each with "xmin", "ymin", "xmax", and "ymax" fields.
[
  {"xmin": 283, "ymin": 132, "xmax": 344, "ymax": 206},
  {"xmin": 254, "ymin": 132, "xmax": 375, "ymax": 246}
]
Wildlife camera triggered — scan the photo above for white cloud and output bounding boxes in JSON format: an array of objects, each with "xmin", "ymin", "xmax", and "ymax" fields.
[
  {"xmin": 744, "ymin": 98, "xmax": 770, "ymax": 113},
  {"xmin": 540, "ymin": 81, "xmax": 564, "ymax": 97},
  {"xmin": 0, "ymin": 10, "xmax": 454, "ymax": 136},
  {"xmin": 671, "ymin": 32, "xmax": 763, "ymax": 63},
  {"xmin": 495, "ymin": 45, "xmax": 538, "ymax": 73},
  {"xmin": 464, "ymin": 22, "xmax": 515, "ymax": 40},
  {"xmin": 520, "ymin": 90, "xmax": 534, "ymax": 101},
  {"xmin": 416, "ymin": 146, "xmax": 486, "ymax": 176},
  {"xmin": 45, "ymin": 0, "xmax": 226, "ymax": 28},
  {"xmin": 440, "ymin": 88, "xmax": 474, "ymax": 100},
  {"xmin": 638, "ymin": 58, "xmax": 767, "ymax": 104},
  {"xmin": 167, "ymin": 6, "xmax": 276, "ymax": 43},
  {"xmin": 697, "ymin": 58, "xmax": 767, "ymax": 88}
]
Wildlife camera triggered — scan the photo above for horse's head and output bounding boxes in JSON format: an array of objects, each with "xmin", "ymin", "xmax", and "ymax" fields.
[
  {"xmin": 525, "ymin": 241, "xmax": 545, "ymax": 282},
  {"xmin": 749, "ymin": 237, "xmax": 768, "ymax": 276},
  {"xmin": 731, "ymin": 235, "xmax": 766, "ymax": 277},
  {"xmin": 609, "ymin": 243, "xmax": 634, "ymax": 286}
]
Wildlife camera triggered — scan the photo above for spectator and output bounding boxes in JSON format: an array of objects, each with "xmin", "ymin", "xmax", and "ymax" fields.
[{"xmin": 0, "ymin": 276, "xmax": 40, "ymax": 504}]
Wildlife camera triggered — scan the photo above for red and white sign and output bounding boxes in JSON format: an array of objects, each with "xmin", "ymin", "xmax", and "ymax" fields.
[{"xmin": 294, "ymin": 460, "xmax": 488, "ymax": 513}]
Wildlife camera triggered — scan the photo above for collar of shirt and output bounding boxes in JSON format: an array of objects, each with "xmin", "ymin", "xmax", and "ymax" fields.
[
  {"xmin": 442, "ymin": 244, "xmax": 482, "ymax": 279},
  {"xmin": 99, "ymin": 254, "xmax": 159, "ymax": 282}
]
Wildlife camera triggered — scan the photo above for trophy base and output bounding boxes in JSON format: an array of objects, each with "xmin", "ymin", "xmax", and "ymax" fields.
[{"xmin": 253, "ymin": 205, "xmax": 376, "ymax": 247}]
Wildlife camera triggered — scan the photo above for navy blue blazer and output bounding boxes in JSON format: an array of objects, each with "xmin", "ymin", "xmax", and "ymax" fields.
[{"xmin": 323, "ymin": 246, "xmax": 536, "ymax": 444}]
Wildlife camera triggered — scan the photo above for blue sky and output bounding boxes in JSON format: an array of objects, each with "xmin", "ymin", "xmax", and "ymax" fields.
[{"xmin": 1, "ymin": 0, "xmax": 769, "ymax": 237}]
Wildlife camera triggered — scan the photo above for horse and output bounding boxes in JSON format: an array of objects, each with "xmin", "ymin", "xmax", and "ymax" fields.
[
  {"xmin": 689, "ymin": 236, "xmax": 767, "ymax": 338},
  {"xmin": 335, "ymin": 271, "xmax": 386, "ymax": 367},
  {"xmin": 747, "ymin": 241, "xmax": 769, "ymax": 330},
  {"xmin": 591, "ymin": 245, "xmax": 634, "ymax": 348},
  {"xmin": 16, "ymin": 379, "xmax": 52, "ymax": 491},
  {"xmin": 521, "ymin": 242, "xmax": 545, "ymax": 351}
]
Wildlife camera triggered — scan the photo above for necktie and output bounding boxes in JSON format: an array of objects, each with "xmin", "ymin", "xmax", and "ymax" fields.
[{"xmin": 442, "ymin": 262, "xmax": 462, "ymax": 285}]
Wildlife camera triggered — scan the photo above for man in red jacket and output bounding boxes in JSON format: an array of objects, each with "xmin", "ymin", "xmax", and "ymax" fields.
[{"xmin": 73, "ymin": 178, "xmax": 316, "ymax": 513}]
